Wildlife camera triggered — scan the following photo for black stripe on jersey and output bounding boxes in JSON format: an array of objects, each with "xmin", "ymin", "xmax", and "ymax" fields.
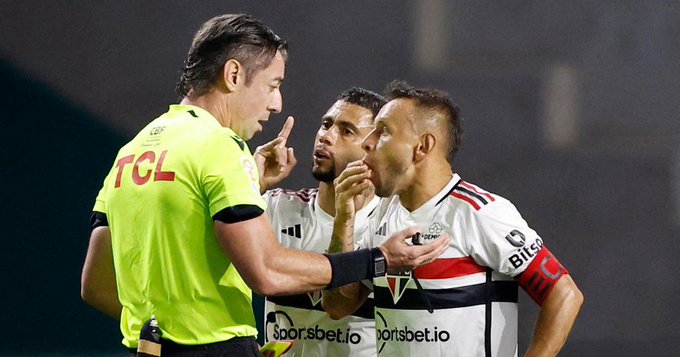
[
  {"xmin": 374, "ymin": 280, "xmax": 517, "ymax": 310},
  {"xmin": 436, "ymin": 179, "xmax": 462, "ymax": 206},
  {"xmin": 213, "ymin": 204, "xmax": 263, "ymax": 223},
  {"xmin": 367, "ymin": 205, "xmax": 378, "ymax": 218},
  {"xmin": 187, "ymin": 110, "xmax": 198, "ymax": 118},
  {"xmin": 484, "ymin": 269, "xmax": 492, "ymax": 357},
  {"xmin": 268, "ymin": 294, "xmax": 375, "ymax": 319},
  {"xmin": 90, "ymin": 211, "xmax": 108, "ymax": 229},
  {"xmin": 230, "ymin": 136, "xmax": 245, "ymax": 151},
  {"xmin": 454, "ymin": 186, "xmax": 489, "ymax": 205}
]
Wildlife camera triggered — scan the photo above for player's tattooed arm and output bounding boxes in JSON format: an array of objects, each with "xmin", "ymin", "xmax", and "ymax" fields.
[{"xmin": 323, "ymin": 162, "xmax": 372, "ymax": 318}]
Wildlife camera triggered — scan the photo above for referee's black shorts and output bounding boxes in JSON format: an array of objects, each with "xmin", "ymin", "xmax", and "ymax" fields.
[{"xmin": 128, "ymin": 336, "xmax": 262, "ymax": 356}]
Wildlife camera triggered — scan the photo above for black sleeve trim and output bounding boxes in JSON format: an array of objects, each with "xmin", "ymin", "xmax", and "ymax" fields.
[
  {"xmin": 90, "ymin": 211, "xmax": 109, "ymax": 229},
  {"xmin": 213, "ymin": 204, "xmax": 264, "ymax": 224}
]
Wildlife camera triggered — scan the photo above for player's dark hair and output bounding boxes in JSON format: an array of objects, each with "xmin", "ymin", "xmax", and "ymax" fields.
[
  {"xmin": 176, "ymin": 14, "xmax": 288, "ymax": 98},
  {"xmin": 337, "ymin": 87, "xmax": 388, "ymax": 117},
  {"xmin": 385, "ymin": 80, "xmax": 463, "ymax": 160}
]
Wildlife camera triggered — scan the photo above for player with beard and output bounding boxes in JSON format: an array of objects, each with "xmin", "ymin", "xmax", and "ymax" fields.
[
  {"xmin": 259, "ymin": 88, "xmax": 386, "ymax": 356},
  {"xmin": 323, "ymin": 81, "xmax": 584, "ymax": 357}
]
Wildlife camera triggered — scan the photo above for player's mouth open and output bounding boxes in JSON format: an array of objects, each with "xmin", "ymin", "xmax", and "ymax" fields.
[{"xmin": 313, "ymin": 148, "xmax": 331, "ymax": 160}]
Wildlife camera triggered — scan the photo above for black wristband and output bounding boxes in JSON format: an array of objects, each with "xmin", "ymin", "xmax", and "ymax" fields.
[{"xmin": 325, "ymin": 249, "xmax": 373, "ymax": 289}]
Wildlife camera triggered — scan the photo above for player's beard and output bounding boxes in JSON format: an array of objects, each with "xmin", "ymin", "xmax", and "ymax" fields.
[
  {"xmin": 312, "ymin": 164, "xmax": 336, "ymax": 183},
  {"xmin": 373, "ymin": 159, "xmax": 408, "ymax": 197}
]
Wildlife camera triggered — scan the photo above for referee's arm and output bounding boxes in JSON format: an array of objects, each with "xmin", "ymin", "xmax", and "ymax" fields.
[
  {"xmin": 81, "ymin": 225, "xmax": 122, "ymax": 320},
  {"xmin": 214, "ymin": 211, "xmax": 332, "ymax": 296},
  {"xmin": 214, "ymin": 210, "xmax": 448, "ymax": 296}
]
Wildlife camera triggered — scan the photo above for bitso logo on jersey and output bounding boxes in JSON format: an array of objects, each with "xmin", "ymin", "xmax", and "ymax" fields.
[{"xmin": 504, "ymin": 229, "xmax": 526, "ymax": 247}]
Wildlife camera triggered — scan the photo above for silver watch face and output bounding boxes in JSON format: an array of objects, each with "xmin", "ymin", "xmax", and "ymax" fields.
[{"xmin": 375, "ymin": 260, "xmax": 386, "ymax": 276}]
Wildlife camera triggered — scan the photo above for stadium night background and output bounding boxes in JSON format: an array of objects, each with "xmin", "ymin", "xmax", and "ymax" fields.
[{"xmin": 1, "ymin": 1, "xmax": 678, "ymax": 356}]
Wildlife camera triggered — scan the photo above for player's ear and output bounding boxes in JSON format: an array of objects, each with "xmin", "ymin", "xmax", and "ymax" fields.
[
  {"xmin": 222, "ymin": 59, "xmax": 243, "ymax": 92},
  {"xmin": 414, "ymin": 133, "xmax": 436, "ymax": 163}
]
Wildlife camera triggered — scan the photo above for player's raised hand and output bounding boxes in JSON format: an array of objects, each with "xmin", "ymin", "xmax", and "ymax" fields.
[
  {"xmin": 333, "ymin": 160, "xmax": 372, "ymax": 222},
  {"xmin": 379, "ymin": 227, "xmax": 450, "ymax": 273},
  {"xmin": 255, "ymin": 116, "xmax": 298, "ymax": 192}
]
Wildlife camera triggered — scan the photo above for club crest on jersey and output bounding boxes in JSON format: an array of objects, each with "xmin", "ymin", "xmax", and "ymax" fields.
[
  {"xmin": 386, "ymin": 271, "xmax": 412, "ymax": 304},
  {"xmin": 307, "ymin": 290, "xmax": 322, "ymax": 306}
]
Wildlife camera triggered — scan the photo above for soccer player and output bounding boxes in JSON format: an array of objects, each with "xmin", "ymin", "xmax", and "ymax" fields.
[
  {"xmin": 261, "ymin": 88, "xmax": 386, "ymax": 356},
  {"xmin": 323, "ymin": 81, "xmax": 584, "ymax": 357},
  {"xmin": 80, "ymin": 15, "xmax": 449, "ymax": 356}
]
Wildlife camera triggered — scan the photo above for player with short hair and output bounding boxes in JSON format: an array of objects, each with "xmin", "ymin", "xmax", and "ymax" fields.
[
  {"xmin": 80, "ymin": 15, "xmax": 449, "ymax": 356},
  {"xmin": 323, "ymin": 81, "xmax": 584, "ymax": 357},
  {"xmin": 261, "ymin": 87, "xmax": 386, "ymax": 357}
]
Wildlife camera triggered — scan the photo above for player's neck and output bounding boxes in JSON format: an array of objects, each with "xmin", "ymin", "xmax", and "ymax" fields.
[
  {"xmin": 399, "ymin": 160, "xmax": 453, "ymax": 212},
  {"xmin": 317, "ymin": 182, "xmax": 336, "ymax": 216}
]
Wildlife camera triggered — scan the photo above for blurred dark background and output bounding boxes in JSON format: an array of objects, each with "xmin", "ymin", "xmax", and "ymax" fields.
[{"xmin": 1, "ymin": 1, "xmax": 678, "ymax": 356}]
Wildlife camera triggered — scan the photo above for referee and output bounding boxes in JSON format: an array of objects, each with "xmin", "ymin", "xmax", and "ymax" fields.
[{"xmin": 80, "ymin": 14, "xmax": 449, "ymax": 356}]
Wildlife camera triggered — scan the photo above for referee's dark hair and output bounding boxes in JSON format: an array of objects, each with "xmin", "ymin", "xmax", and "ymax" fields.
[
  {"xmin": 384, "ymin": 80, "xmax": 463, "ymax": 161},
  {"xmin": 176, "ymin": 14, "xmax": 288, "ymax": 98},
  {"xmin": 337, "ymin": 87, "xmax": 388, "ymax": 117}
]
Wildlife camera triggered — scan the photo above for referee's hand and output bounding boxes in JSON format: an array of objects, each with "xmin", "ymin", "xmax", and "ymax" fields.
[
  {"xmin": 379, "ymin": 227, "xmax": 450, "ymax": 273},
  {"xmin": 255, "ymin": 116, "xmax": 297, "ymax": 192}
]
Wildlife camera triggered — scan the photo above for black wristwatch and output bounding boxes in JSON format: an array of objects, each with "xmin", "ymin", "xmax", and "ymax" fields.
[{"xmin": 371, "ymin": 248, "xmax": 387, "ymax": 277}]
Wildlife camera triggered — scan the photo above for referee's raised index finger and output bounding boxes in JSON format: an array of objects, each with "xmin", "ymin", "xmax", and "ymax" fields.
[{"xmin": 278, "ymin": 116, "xmax": 294, "ymax": 143}]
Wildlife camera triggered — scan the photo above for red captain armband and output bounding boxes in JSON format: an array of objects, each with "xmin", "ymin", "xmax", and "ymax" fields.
[{"xmin": 518, "ymin": 247, "xmax": 568, "ymax": 306}]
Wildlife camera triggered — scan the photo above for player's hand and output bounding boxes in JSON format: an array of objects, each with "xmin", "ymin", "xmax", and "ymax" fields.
[
  {"xmin": 255, "ymin": 116, "xmax": 297, "ymax": 192},
  {"xmin": 379, "ymin": 227, "xmax": 450, "ymax": 273},
  {"xmin": 334, "ymin": 161, "xmax": 372, "ymax": 223}
]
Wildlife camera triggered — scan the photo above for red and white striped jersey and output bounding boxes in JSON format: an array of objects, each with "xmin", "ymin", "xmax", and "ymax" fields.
[
  {"xmin": 263, "ymin": 188, "xmax": 380, "ymax": 357},
  {"xmin": 359, "ymin": 174, "xmax": 544, "ymax": 357}
]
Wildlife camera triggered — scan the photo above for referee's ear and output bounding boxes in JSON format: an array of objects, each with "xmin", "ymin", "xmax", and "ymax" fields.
[
  {"xmin": 414, "ymin": 133, "xmax": 436, "ymax": 164},
  {"xmin": 223, "ymin": 58, "xmax": 244, "ymax": 92}
]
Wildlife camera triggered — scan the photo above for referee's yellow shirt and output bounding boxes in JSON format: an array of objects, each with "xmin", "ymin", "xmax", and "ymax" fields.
[{"xmin": 93, "ymin": 105, "xmax": 265, "ymax": 348}]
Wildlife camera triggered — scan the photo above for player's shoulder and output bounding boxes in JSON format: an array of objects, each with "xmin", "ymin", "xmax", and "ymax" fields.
[
  {"xmin": 266, "ymin": 187, "xmax": 318, "ymax": 203},
  {"xmin": 444, "ymin": 179, "xmax": 512, "ymax": 214}
]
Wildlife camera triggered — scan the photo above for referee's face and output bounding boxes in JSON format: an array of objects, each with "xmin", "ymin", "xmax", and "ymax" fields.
[
  {"xmin": 312, "ymin": 101, "xmax": 375, "ymax": 182},
  {"xmin": 230, "ymin": 51, "xmax": 285, "ymax": 140}
]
